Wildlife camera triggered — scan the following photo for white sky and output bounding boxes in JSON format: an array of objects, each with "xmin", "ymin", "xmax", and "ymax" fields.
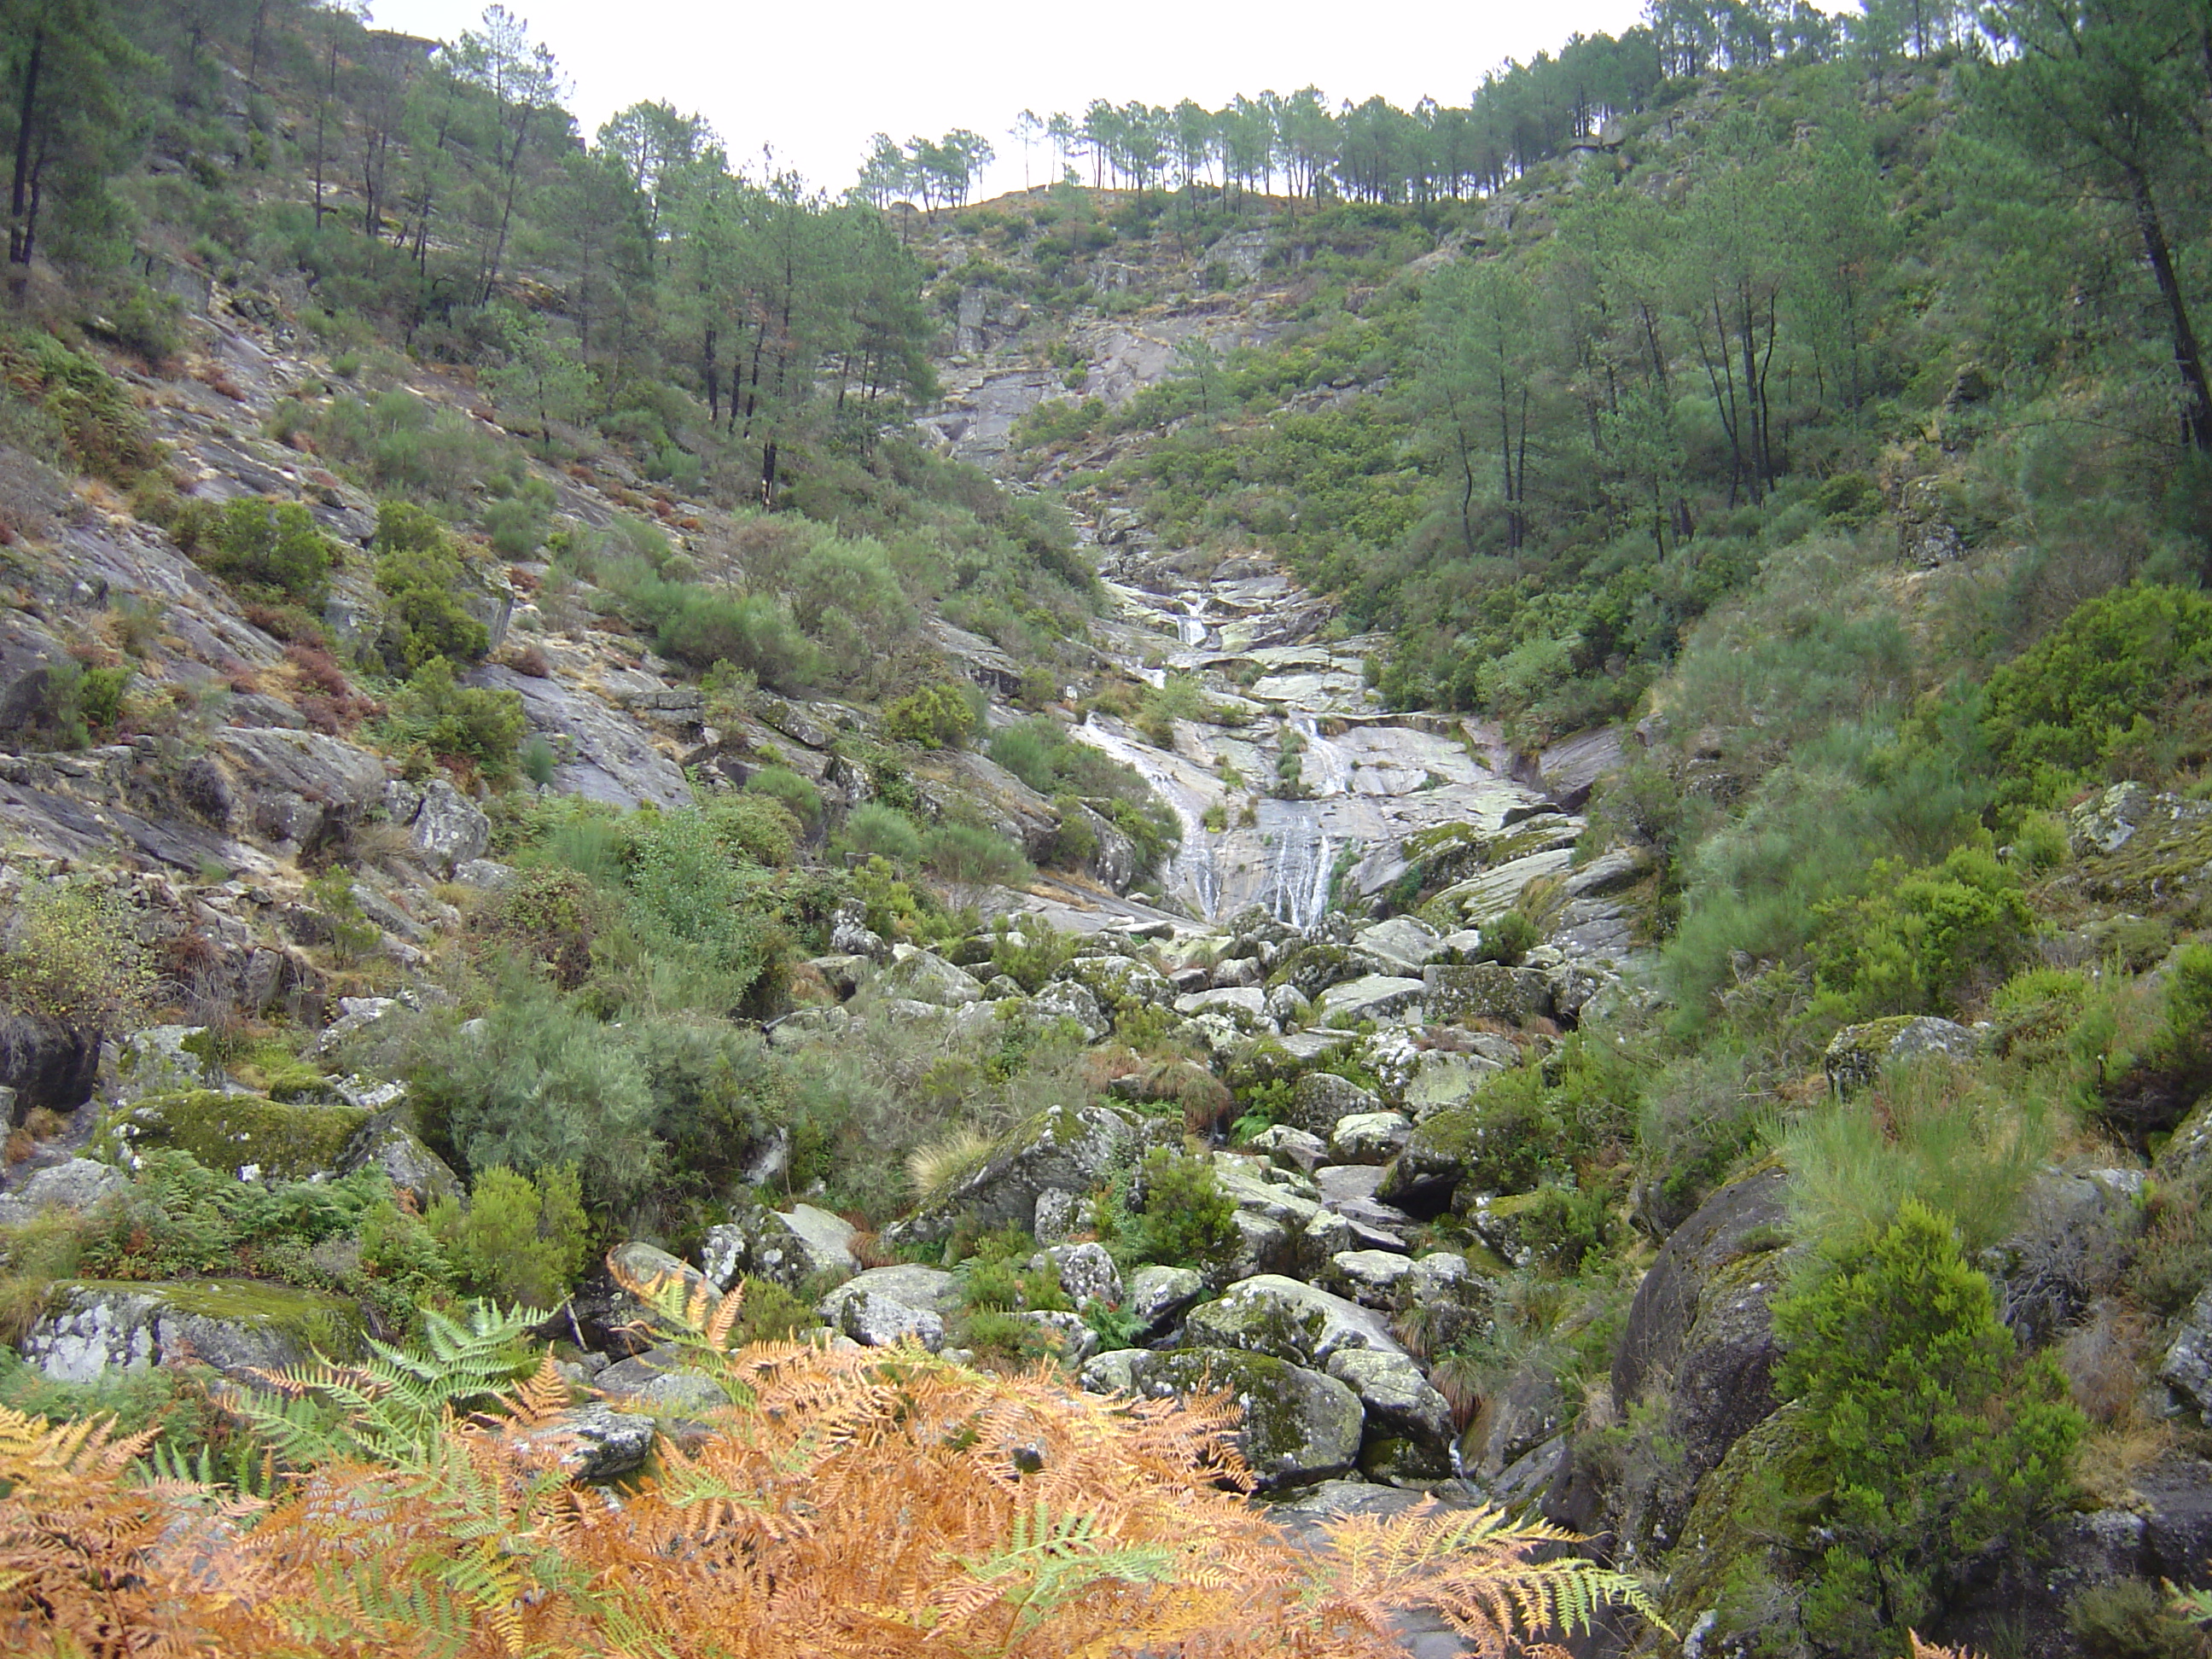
[{"xmin": 359, "ymin": 0, "xmax": 1665, "ymax": 199}]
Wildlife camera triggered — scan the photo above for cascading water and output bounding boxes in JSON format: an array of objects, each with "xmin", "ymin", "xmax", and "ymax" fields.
[
  {"xmin": 1290, "ymin": 712, "xmax": 1355, "ymax": 797},
  {"xmin": 1178, "ymin": 597, "xmax": 1210, "ymax": 648},
  {"xmin": 1074, "ymin": 713, "xmax": 1221, "ymax": 918},
  {"xmin": 1266, "ymin": 811, "xmax": 1336, "ymax": 930}
]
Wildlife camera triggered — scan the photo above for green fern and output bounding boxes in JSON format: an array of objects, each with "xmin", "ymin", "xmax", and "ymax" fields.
[
  {"xmin": 936, "ymin": 1499, "xmax": 1179, "ymax": 1643},
  {"xmin": 236, "ymin": 1299, "xmax": 544, "ymax": 1470}
]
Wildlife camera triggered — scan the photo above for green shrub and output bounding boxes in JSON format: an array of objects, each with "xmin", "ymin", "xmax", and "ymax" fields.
[
  {"xmin": 1760, "ymin": 1202, "xmax": 2083, "ymax": 1655},
  {"xmin": 1979, "ymin": 583, "xmax": 2212, "ymax": 814},
  {"xmin": 842, "ymin": 801, "xmax": 923, "ymax": 864},
  {"xmin": 381, "ymin": 658, "xmax": 527, "ymax": 783},
  {"xmin": 921, "ymin": 821, "xmax": 1029, "ymax": 889},
  {"xmin": 621, "ymin": 809, "xmax": 792, "ymax": 1010},
  {"xmin": 426, "ymin": 1163, "xmax": 590, "ymax": 1310},
  {"xmin": 883, "ymin": 682, "xmax": 981, "ymax": 748},
  {"xmin": 703, "ymin": 794, "xmax": 803, "ymax": 868},
  {"xmin": 1476, "ymin": 910, "xmax": 1539, "ymax": 965},
  {"xmin": 373, "ymin": 501, "xmax": 489, "ymax": 669},
  {"xmin": 400, "ymin": 988, "xmax": 662, "ymax": 1215},
  {"xmin": 520, "ymin": 736, "xmax": 557, "ymax": 786},
  {"xmin": 1810, "ymin": 842, "xmax": 2034, "ymax": 1020},
  {"xmin": 188, "ymin": 497, "xmax": 335, "ymax": 608},
  {"xmin": 1516, "ymin": 1182, "xmax": 1615, "ymax": 1275},
  {"xmin": 1121, "ymin": 1147, "xmax": 1237, "ymax": 1272},
  {"xmin": 743, "ymin": 765, "xmax": 822, "ymax": 830},
  {"xmin": 2066, "ymin": 1579, "xmax": 2211, "ymax": 1659}
]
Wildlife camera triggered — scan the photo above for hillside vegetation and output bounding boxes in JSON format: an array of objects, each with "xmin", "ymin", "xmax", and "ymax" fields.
[{"xmin": 0, "ymin": 2, "xmax": 2209, "ymax": 1657}]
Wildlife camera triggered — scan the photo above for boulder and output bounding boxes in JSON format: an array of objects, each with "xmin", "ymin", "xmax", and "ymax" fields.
[
  {"xmin": 509, "ymin": 1403, "xmax": 657, "ymax": 1482},
  {"xmin": 108, "ymin": 1091, "xmax": 370, "ymax": 1182},
  {"xmin": 701, "ymin": 1202, "xmax": 859, "ymax": 1292},
  {"xmin": 25, "ymin": 1278, "xmax": 363, "ymax": 1382},
  {"xmin": 836, "ymin": 1290, "xmax": 946, "ymax": 1351},
  {"xmin": 1315, "ymin": 974, "xmax": 1425, "ymax": 1026},
  {"xmin": 1329, "ymin": 1110, "xmax": 1412, "ymax": 1165},
  {"xmin": 606, "ymin": 1241, "xmax": 721, "ymax": 1330},
  {"xmin": 110, "ymin": 1024, "xmax": 214, "ymax": 1104},
  {"xmin": 1327, "ymin": 1347, "xmax": 1456, "ymax": 1485},
  {"xmin": 1029, "ymin": 980, "xmax": 1107, "ymax": 1039},
  {"xmin": 1173, "ymin": 986, "xmax": 1266, "ymax": 1020},
  {"xmin": 1823, "ymin": 1015, "xmax": 1978, "ymax": 1094},
  {"xmin": 1263, "ymin": 982, "xmax": 1311, "ymax": 1028},
  {"xmin": 1085, "ymin": 1347, "xmax": 1364, "ymax": 1489},
  {"xmin": 1122, "ymin": 1264, "xmax": 1204, "ymax": 1340},
  {"xmin": 1056, "ymin": 954, "xmax": 1175, "ymax": 1010},
  {"xmin": 408, "ymin": 778, "xmax": 491, "ymax": 870},
  {"xmin": 830, "ymin": 905, "xmax": 890, "ymax": 963},
  {"xmin": 1284, "ymin": 1072, "xmax": 1382, "ymax": 1138},
  {"xmin": 0, "ymin": 1157, "xmax": 125, "ymax": 1225},
  {"xmin": 879, "ymin": 946, "xmax": 986, "ymax": 1007},
  {"xmin": 1353, "ymin": 917, "xmax": 1446, "ymax": 975},
  {"xmin": 1040, "ymin": 1241, "xmax": 1121, "ymax": 1307},
  {"xmin": 1247, "ymin": 1123, "xmax": 1327, "ymax": 1173},
  {"xmin": 1597, "ymin": 1169, "xmax": 1792, "ymax": 1557},
  {"xmin": 817, "ymin": 1264, "xmax": 961, "ymax": 1326},
  {"xmin": 1019, "ymin": 1309, "xmax": 1097, "ymax": 1366},
  {"xmin": 1183, "ymin": 1273, "xmax": 1407, "ymax": 1369},
  {"xmin": 1322, "ymin": 1249, "xmax": 1416, "ymax": 1309},
  {"xmin": 212, "ymin": 726, "xmax": 387, "ymax": 851},
  {"xmin": 2163, "ymin": 1284, "xmax": 2212, "ymax": 1424},
  {"xmin": 888, "ymin": 1104, "xmax": 1133, "ymax": 1246},
  {"xmin": 1422, "ymin": 963, "xmax": 1552, "ymax": 1026},
  {"xmin": 0, "ymin": 1012, "xmax": 102, "ymax": 1113},
  {"xmin": 1400, "ymin": 1049, "xmax": 1507, "ymax": 1120},
  {"xmin": 595, "ymin": 1342, "xmax": 727, "ymax": 1413},
  {"xmin": 335, "ymin": 1110, "xmax": 461, "ymax": 1209}
]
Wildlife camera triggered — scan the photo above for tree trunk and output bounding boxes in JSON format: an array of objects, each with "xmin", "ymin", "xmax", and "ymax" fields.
[
  {"xmin": 2128, "ymin": 166, "xmax": 2212, "ymax": 453},
  {"xmin": 8, "ymin": 26, "xmax": 43, "ymax": 267}
]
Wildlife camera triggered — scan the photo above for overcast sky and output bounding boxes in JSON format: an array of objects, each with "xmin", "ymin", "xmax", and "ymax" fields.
[{"xmin": 360, "ymin": 0, "xmax": 1665, "ymax": 198}]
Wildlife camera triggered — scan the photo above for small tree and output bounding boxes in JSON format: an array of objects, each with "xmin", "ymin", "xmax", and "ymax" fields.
[{"xmin": 484, "ymin": 310, "xmax": 596, "ymax": 453}]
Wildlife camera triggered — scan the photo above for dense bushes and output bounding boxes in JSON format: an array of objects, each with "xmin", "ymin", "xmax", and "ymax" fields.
[
  {"xmin": 1809, "ymin": 842, "xmax": 2035, "ymax": 1020},
  {"xmin": 177, "ymin": 497, "xmax": 335, "ymax": 609},
  {"xmin": 1750, "ymin": 1202, "xmax": 2083, "ymax": 1654},
  {"xmin": 1977, "ymin": 583, "xmax": 2212, "ymax": 816},
  {"xmin": 372, "ymin": 501, "xmax": 490, "ymax": 670},
  {"xmin": 379, "ymin": 659, "xmax": 527, "ymax": 783}
]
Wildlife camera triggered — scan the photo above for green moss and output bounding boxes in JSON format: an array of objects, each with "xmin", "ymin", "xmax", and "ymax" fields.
[{"xmin": 109, "ymin": 1091, "xmax": 369, "ymax": 1181}]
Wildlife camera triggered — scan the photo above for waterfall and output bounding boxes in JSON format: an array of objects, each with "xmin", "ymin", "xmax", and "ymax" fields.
[
  {"xmin": 1266, "ymin": 811, "xmax": 1336, "ymax": 931},
  {"xmin": 1290, "ymin": 713, "xmax": 1353, "ymax": 798},
  {"xmin": 1073, "ymin": 713, "xmax": 1221, "ymax": 919},
  {"xmin": 1178, "ymin": 597, "xmax": 1210, "ymax": 648}
]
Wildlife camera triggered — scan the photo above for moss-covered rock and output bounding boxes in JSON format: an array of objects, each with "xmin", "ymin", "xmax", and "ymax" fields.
[
  {"xmin": 1115, "ymin": 1347, "xmax": 1365, "ymax": 1488},
  {"xmin": 105, "ymin": 1090, "xmax": 371, "ymax": 1181},
  {"xmin": 23, "ymin": 1277, "xmax": 366, "ymax": 1382},
  {"xmin": 1820, "ymin": 1016, "xmax": 1976, "ymax": 1096}
]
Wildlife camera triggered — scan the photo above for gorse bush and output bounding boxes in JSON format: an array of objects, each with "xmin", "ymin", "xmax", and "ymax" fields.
[
  {"xmin": 381, "ymin": 658, "xmax": 527, "ymax": 783},
  {"xmin": 1759, "ymin": 1202, "xmax": 2082, "ymax": 1654},
  {"xmin": 883, "ymin": 681, "xmax": 981, "ymax": 748},
  {"xmin": 1121, "ymin": 1146, "xmax": 1239, "ymax": 1272},
  {"xmin": 0, "ymin": 883, "xmax": 152, "ymax": 1028},
  {"xmin": 841, "ymin": 800, "xmax": 923, "ymax": 865},
  {"xmin": 182, "ymin": 496, "xmax": 336, "ymax": 609},
  {"xmin": 425, "ymin": 1164, "xmax": 590, "ymax": 1310},
  {"xmin": 742, "ymin": 765, "xmax": 822, "ymax": 830},
  {"xmin": 1978, "ymin": 582, "xmax": 2212, "ymax": 815},
  {"xmin": 1809, "ymin": 841, "xmax": 2035, "ymax": 1020},
  {"xmin": 372, "ymin": 501, "xmax": 490, "ymax": 670}
]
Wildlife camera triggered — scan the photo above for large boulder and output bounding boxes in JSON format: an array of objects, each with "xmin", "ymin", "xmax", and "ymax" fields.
[
  {"xmin": 25, "ymin": 1278, "xmax": 364, "ymax": 1382},
  {"xmin": 1183, "ymin": 1274, "xmax": 1407, "ymax": 1369},
  {"xmin": 1122, "ymin": 1264, "xmax": 1205, "ymax": 1341},
  {"xmin": 0, "ymin": 1157, "xmax": 125, "ymax": 1225},
  {"xmin": 1082, "ymin": 1346, "xmax": 1364, "ymax": 1488},
  {"xmin": 595, "ymin": 1342, "xmax": 728, "ymax": 1413},
  {"xmin": 1422, "ymin": 963, "xmax": 1552, "ymax": 1026},
  {"xmin": 107, "ymin": 1091, "xmax": 370, "ymax": 1182},
  {"xmin": 1595, "ymin": 1169, "xmax": 1793, "ymax": 1557},
  {"xmin": 1822, "ymin": 1015, "xmax": 1978, "ymax": 1095},
  {"xmin": 816, "ymin": 1264, "xmax": 961, "ymax": 1325},
  {"xmin": 701, "ymin": 1202, "xmax": 859, "ymax": 1292},
  {"xmin": 878, "ymin": 947, "xmax": 987, "ymax": 1007},
  {"xmin": 508, "ymin": 1403, "xmax": 657, "ymax": 1482},
  {"xmin": 211, "ymin": 726, "xmax": 387, "ymax": 851},
  {"xmin": 1327, "ymin": 1347, "xmax": 1456, "ymax": 1486},
  {"xmin": 1352, "ymin": 917, "xmax": 1446, "ymax": 976},
  {"xmin": 1329, "ymin": 1111, "xmax": 1412, "ymax": 1165},
  {"xmin": 406, "ymin": 778, "xmax": 492, "ymax": 871},
  {"xmin": 1284, "ymin": 1072, "xmax": 1382, "ymax": 1138},
  {"xmin": 336, "ymin": 1110, "xmax": 461, "ymax": 1209},
  {"xmin": 1316, "ymin": 975, "xmax": 1425, "ymax": 1026},
  {"xmin": 0, "ymin": 1012, "xmax": 102, "ymax": 1114},
  {"xmin": 888, "ymin": 1104, "xmax": 1134, "ymax": 1246},
  {"xmin": 2163, "ymin": 1285, "xmax": 2212, "ymax": 1425}
]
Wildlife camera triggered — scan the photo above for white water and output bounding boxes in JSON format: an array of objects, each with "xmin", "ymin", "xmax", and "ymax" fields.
[
  {"xmin": 1076, "ymin": 713, "xmax": 1221, "ymax": 918},
  {"xmin": 1289, "ymin": 712, "xmax": 1355, "ymax": 798},
  {"xmin": 1266, "ymin": 810, "xmax": 1336, "ymax": 930}
]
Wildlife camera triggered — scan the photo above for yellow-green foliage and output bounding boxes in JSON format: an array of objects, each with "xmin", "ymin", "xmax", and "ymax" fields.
[
  {"xmin": 883, "ymin": 680, "xmax": 981, "ymax": 748},
  {"xmin": 426, "ymin": 1164, "xmax": 590, "ymax": 1310},
  {"xmin": 0, "ymin": 883, "xmax": 152, "ymax": 1027},
  {"xmin": 372, "ymin": 500, "xmax": 490, "ymax": 670},
  {"xmin": 178, "ymin": 496, "xmax": 338, "ymax": 609},
  {"xmin": 1809, "ymin": 842, "xmax": 2034, "ymax": 1020}
]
